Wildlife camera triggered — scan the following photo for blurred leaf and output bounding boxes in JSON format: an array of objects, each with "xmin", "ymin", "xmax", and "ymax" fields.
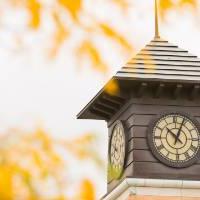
[
  {"xmin": 112, "ymin": 0, "xmax": 130, "ymax": 10},
  {"xmin": 49, "ymin": 11, "xmax": 69, "ymax": 58},
  {"xmin": 77, "ymin": 40, "xmax": 108, "ymax": 73},
  {"xmin": 141, "ymin": 54, "xmax": 156, "ymax": 71},
  {"xmin": 0, "ymin": 165, "xmax": 13, "ymax": 200},
  {"xmin": 105, "ymin": 79, "xmax": 120, "ymax": 95},
  {"xmin": 58, "ymin": 0, "xmax": 82, "ymax": 20},
  {"xmin": 99, "ymin": 23, "xmax": 132, "ymax": 51},
  {"xmin": 34, "ymin": 127, "xmax": 51, "ymax": 150},
  {"xmin": 159, "ymin": 0, "xmax": 198, "ymax": 19},
  {"xmin": 76, "ymin": 179, "xmax": 95, "ymax": 200},
  {"xmin": 179, "ymin": 0, "xmax": 198, "ymax": 7},
  {"xmin": 107, "ymin": 163, "xmax": 121, "ymax": 181},
  {"xmin": 75, "ymin": 133, "xmax": 96, "ymax": 144},
  {"xmin": 63, "ymin": 133, "xmax": 104, "ymax": 168},
  {"xmin": 159, "ymin": 0, "xmax": 174, "ymax": 18},
  {"xmin": 26, "ymin": 0, "xmax": 41, "ymax": 29}
]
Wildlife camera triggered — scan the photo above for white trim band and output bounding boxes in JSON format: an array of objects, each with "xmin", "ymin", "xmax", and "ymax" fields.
[{"xmin": 102, "ymin": 178, "xmax": 200, "ymax": 200}]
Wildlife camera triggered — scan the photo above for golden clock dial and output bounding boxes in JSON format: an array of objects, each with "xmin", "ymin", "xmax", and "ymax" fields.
[
  {"xmin": 109, "ymin": 121, "xmax": 126, "ymax": 179},
  {"xmin": 148, "ymin": 113, "xmax": 200, "ymax": 168}
]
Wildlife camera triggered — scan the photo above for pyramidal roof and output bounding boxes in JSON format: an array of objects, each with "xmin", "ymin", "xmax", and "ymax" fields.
[
  {"xmin": 116, "ymin": 37, "xmax": 200, "ymax": 82},
  {"xmin": 77, "ymin": 38, "xmax": 200, "ymax": 120}
]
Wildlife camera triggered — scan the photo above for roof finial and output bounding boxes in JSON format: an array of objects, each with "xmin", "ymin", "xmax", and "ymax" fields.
[{"xmin": 155, "ymin": 0, "xmax": 160, "ymax": 38}]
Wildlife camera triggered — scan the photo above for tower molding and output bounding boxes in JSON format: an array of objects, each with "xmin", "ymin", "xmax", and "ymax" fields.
[{"xmin": 102, "ymin": 178, "xmax": 200, "ymax": 200}]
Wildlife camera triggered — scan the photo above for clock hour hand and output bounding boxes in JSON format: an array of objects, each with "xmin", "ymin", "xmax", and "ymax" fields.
[
  {"xmin": 166, "ymin": 128, "xmax": 183, "ymax": 144},
  {"xmin": 174, "ymin": 118, "xmax": 185, "ymax": 145}
]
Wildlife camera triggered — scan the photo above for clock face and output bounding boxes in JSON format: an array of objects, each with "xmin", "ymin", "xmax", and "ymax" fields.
[
  {"xmin": 148, "ymin": 113, "xmax": 200, "ymax": 168},
  {"xmin": 109, "ymin": 121, "xmax": 126, "ymax": 179}
]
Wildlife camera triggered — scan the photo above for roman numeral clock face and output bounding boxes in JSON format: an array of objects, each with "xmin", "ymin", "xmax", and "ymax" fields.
[
  {"xmin": 109, "ymin": 121, "xmax": 126, "ymax": 179},
  {"xmin": 148, "ymin": 113, "xmax": 200, "ymax": 168}
]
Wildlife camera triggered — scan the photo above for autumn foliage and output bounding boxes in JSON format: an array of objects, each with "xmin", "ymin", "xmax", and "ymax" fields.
[
  {"xmin": 0, "ymin": 128, "xmax": 100, "ymax": 199},
  {"xmin": 2, "ymin": 0, "xmax": 198, "ymax": 73}
]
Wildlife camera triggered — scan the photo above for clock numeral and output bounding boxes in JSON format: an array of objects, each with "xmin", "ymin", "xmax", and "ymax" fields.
[
  {"xmin": 192, "ymin": 138, "xmax": 199, "ymax": 142},
  {"xmin": 182, "ymin": 118, "xmax": 187, "ymax": 125},
  {"xmin": 184, "ymin": 152, "xmax": 190, "ymax": 160},
  {"xmin": 190, "ymin": 145, "xmax": 197, "ymax": 152},
  {"xmin": 154, "ymin": 136, "xmax": 161, "ymax": 139},
  {"xmin": 173, "ymin": 116, "xmax": 177, "ymax": 123},
  {"xmin": 157, "ymin": 144, "xmax": 164, "ymax": 151},
  {"xmin": 156, "ymin": 127, "xmax": 162, "ymax": 132},
  {"xmin": 176, "ymin": 154, "xmax": 179, "ymax": 161}
]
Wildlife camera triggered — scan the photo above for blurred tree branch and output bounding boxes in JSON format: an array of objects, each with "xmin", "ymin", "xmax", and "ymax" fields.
[{"xmin": 0, "ymin": 0, "xmax": 198, "ymax": 73}]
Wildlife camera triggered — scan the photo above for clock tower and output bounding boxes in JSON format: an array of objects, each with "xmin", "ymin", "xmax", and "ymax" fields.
[{"xmin": 77, "ymin": 0, "xmax": 200, "ymax": 199}]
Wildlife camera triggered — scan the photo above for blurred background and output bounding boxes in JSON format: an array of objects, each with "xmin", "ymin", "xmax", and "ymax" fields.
[{"xmin": 0, "ymin": 0, "xmax": 200, "ymax": 199}]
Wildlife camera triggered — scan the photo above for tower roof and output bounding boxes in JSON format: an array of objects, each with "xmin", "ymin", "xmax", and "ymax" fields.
[
  {"xmin": 77, "ymin": 38, "xmax": 200, "ymax": 121},
  {"xmin": 116, "ymin": 38, "xmax": 200, "ymax": 81}
]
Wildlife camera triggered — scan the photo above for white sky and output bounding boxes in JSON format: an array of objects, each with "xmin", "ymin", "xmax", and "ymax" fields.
[{"xmin": 1, "ymin": 0, "xmax": 200, "ymax": 198}]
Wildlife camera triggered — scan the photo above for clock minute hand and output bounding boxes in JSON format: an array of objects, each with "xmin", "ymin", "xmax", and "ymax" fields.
[
  {"xmin": 174, "ymin": 118, "xmax": 185, "ymax": 145},
  {"xmin": 166, "ymin": 128, "xmax": 183, "ymax": 144}
]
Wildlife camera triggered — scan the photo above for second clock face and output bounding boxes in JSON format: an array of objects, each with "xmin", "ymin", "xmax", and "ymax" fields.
[
  {"xmin": 109, "ymin": 121, "xmax": 126, "ymax": 179},
  {"xmin": 148, "ymin": 113, "xmax": 200, "ymax": 168}
]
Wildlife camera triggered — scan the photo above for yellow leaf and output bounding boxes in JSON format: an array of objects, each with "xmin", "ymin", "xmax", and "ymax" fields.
[
  {"xmin": 49, "ymin": 11, "xmax": 69, "ymax": 58},
  {"xmin": 112, "ymin": 0, "xmax": 130, "ymax": 10},
  {"xmin": 107, "ymin": 163, "xmax": 121, "ymax": 180},
  {"xmin": 26, "ymin": 0, "xmax": 41, "ymax": 29},
  {"xmin": 159, "ymin": 0, "xmax": 174, "ymax": 18},
  {"xmin": 77, "ymin": 40, "xmax": 108, "ymax": 73},
  {"xmin": 142, "ymin": 54, "xmax": 155, "ymax": 71},
  {"xmin": 99, "ymin": 23, "xmax": 132, "ymax": 51},
  {"xmin": 179, "ymin": 0, "xmax": 197, "ymax": 8},
  {"xmin": 76, "ymin": 179, "xmax": 95, "ymax": 200},
  {"xmin": 32, "ymin": 150, "xmax": 43, "ymax": 168},
  {"xmin": 75, "ymin": 133, "xmax": 96, "ymax": 144},
  {"xmin": 159, "ymin": 0, "xmax": 198, "ymax": 18},
  {"xmin": 0, "ymin": 165, "xmax": 13, "ymax": 200},
  {"xmin": 58, "ymin": 0, "xmax": 82, "ymax": 20},
  {"xmin": 105, "ymin": 79, "xmax": 119, "ymax": 95},
  {"xmin": 35, "ymin": 127, "xmax": 51, "ymax": 150}
]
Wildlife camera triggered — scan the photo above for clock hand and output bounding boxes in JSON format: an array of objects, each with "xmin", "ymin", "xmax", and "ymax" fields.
[
  {"xmin": 166, "ymin": 128, "xmax": 183, "ymax": 144},
  {"xmin": 174, "ymin": 118, "xmax": 185, "ymax": 145}
]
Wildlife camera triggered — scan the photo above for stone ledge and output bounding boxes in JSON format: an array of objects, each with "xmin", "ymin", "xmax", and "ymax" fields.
[
  {"xmin": 127, "ymin": 195, "xmax": 200, "ymax": 200},
  {"xmin": 102, "ymin": 178, "xmax": 200, "ymax": 200}
]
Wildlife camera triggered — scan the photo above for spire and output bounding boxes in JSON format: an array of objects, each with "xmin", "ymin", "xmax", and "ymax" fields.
[{"xmin": 155, "ymin": 0, "xmax": 160, "ymax": 38}]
